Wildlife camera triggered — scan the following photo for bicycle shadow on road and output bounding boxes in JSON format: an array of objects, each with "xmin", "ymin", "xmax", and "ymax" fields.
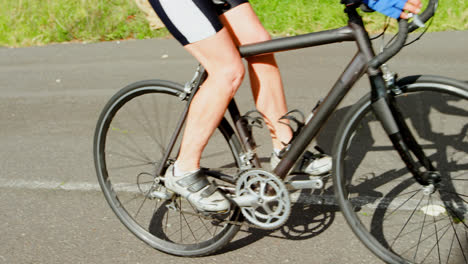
[
  {"xmin": 219, "ymin": 201, "xmax": 339, "ymax": 255},
  {"xmin": 219, "ymin": 90, "xmax": 468, "ymax": 255}
]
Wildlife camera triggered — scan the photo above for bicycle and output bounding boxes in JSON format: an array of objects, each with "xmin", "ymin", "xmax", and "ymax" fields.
[{"xmin": 93, "ymin": 0, "xmax": 467, "ymax": 263}]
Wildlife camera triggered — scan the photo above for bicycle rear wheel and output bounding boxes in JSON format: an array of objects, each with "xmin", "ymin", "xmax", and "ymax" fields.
[
  {"xmin": 333, "ymin": 75, "xmax": 468, "ymax": 263},
  {"xmin": 94, "ymin": 80, "xmax": 243, "ymax": 256}
]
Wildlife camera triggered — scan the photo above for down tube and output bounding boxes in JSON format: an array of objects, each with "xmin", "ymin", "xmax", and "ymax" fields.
[{"xmin": 274, "ymin": 52, "xmax": 368, "ymax": 179}]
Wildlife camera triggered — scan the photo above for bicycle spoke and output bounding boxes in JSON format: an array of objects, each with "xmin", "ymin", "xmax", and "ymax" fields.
[
  {"xmin": 179, "ymin": 198, "xmax": 183, "ymax": 242},
  {"xmin": 390, "ymin": 191, "xmax": 425, "ymax": 248},
  {"xmin": 446, "ymin": 231, "xmax": 456, "ymax": 264},
  {"xmin": 134, "ymin": 196, "xmax": 148, "ymax": 219},
  {"xmin": 418, "ymin": 222, "xmax": 452, "ymax": 264},
  {"xmin": 431, "ymin": 196, "xmax": 442, "ymax": 264},
  {"xmin": 152, "ymin": 93, "xmax": 172, "ymax": 154},
  {"xmin": 164, "ymin": 200, "xmax": 192, "ymax": 242},
  {"xmin": 106, "ymin": 150, "xmax": 151, "ymax": 164},
  {"xmin": 394, "ymin": 196, "xmax": 464, "ymax": 263},
  {"xmin": 399, "ymin": 221, "xmax": 451, "ymax": 257},
  {"xmin": 441, "ymin": 191, "xmax": 468, "ymax": 199},
  {"xmin": 179, "ymin": 200, "xmax": 199, "ymax": 242},
  {"xmin": 109, "ymin": 161, "xmax": 154, "ymax": 171},
  {"xmin": 439, "ymin": 190, "xmax": 468, "ymax": 204},
  {"xmin": 444, "ymin": 203, "xmax": 468, "ymax": 229},
  {"xmin": 134, "ymin": 182, "xmax": 158, "ymax": 219},
  {"xmin": 448, "ymin": 214, "xmax": 468, "ymax": 263},
  {"xmin": 163, "ymin": 210, "xmax": 184, "ymax": 239},
  {"xmin": 212, "ymin": 218, "xmax": 220, "ymax": 238},
  {"xmin": 384, "ymin": 189, "xmax": 421, "ymax": 221},
  {"xmin": 188, "ymin": 203, "xmax": 215, "ymax": 237},
  {"xmin": 133, "ymin": 99, "xmax": 167, "ymax": 156},
  {"xmin": 109, "ymin": 134, "xmax": 152, "ymax": 163},
  {"xmin": 414, "ymin": 196, "xmax": 431, "ymax": 261},
  {"xmin": 398, "ymin": 218, "xmax": 451, "ymax": 241},
  {"xmin": 393, "ymin": 189, "xmax": 421, "ymax": 198},
  {"xmin": 151, "ymin": 95, "xmax": 165, "ymax": 149}
]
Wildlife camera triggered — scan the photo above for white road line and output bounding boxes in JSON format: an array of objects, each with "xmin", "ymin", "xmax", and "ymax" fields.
[
  {"xmin": 0, "ymin": 178, "xmax": 447, "ymax": 212},
  {"xmin": 0, "ymin": 178, "xmax": 338, "ymax": 204},
  {"xmin": 0, "ymin": 178, "xmax": 101, "ymax": 192}
]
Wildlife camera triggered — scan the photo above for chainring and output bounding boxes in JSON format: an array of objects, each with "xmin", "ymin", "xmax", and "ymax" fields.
[{"xmin": 235, "ymin": 169, "xmax": 291, "ymax": 230}]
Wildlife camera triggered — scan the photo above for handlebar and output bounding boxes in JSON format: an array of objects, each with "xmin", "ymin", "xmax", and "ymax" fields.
[
  {"xmin": 408, "ymin": 0, "xmax": 438, "ymax": 32},
  {"xmin": 368, "ymin": 0, "xmax": 438, "ymax": 69}
]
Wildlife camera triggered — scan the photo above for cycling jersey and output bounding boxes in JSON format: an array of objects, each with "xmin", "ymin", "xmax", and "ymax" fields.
[{"xmin": 148, "ymin": 0, "xmax": 249, "ymax": 46}]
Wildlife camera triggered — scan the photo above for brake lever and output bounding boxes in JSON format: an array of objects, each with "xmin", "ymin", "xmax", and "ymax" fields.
[{"xmin": 411, "ymin": 14, "xmax": 425, "ymax": 28}]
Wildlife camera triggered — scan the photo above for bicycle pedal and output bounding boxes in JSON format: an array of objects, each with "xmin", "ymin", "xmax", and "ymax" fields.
[
  {"xmin": 286, "ymin": 176, "xmax": 324, "ymax": 190},
  {"xmin": 148, "ymin": 189, "xmax": 174, "ymax": 200}
]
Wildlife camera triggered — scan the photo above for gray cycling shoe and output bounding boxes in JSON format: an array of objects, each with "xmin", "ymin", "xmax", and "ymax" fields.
[
  {"xmin": 270, "ymin": 150, "xmax": 332, "ymax": 176},
  {"xmin": 164, "ymin": 165, "xmax": 230, "ymax": 212}
]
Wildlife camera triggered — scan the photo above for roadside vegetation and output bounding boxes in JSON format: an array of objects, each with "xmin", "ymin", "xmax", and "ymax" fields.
[{"xmin": 1, "ymin": 0, "xmax": 467, "ymax": 47}]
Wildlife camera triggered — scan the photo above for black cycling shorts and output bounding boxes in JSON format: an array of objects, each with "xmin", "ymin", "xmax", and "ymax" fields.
[{"xmin": 148, "ymin": 0, "xmax": 249, "ymax": 46}]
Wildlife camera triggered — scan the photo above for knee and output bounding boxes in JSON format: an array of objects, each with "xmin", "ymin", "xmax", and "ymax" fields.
[
  {"xmin": 211, "ymin": 61, "xmax": 245, "ymax": 97},
  {"xmin": 228, "ymin": 62, "xmax": 246, "ymax": 93}
]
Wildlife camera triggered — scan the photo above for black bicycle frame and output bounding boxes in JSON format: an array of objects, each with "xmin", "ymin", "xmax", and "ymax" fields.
[
  {"xmin": 163, "ymin": 6, "xmax": 432, "ymax": 184},
  {"xmin": 236, "ymin": 7, "xmax": 384, "ymax": 179}
]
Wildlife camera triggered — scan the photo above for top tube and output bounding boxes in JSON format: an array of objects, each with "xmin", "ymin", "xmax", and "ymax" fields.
[
  {"xmin": 240, "ymin": 0, "xmax": 438, "ymax": 63},
  {"xmin": 239, "ymin": 26, "xmax": 355, "ymax": 58},
  {"xmin": 238, "ymin": 4, "xmax": 369, "ymax": 58}
]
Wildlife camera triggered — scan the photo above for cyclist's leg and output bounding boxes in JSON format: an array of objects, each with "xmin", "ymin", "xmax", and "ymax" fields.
[
  {"xmin": 219, "ymin": 3, "xmax": 293, "ymax": 150},
  {"xmin": 220, "ymin": 3, "xmax": 332, "ymax": 175},
  {"xmin": 149, "ymin": 0, "xmax": 246, "ymax": 172},
  {"xmin": 178, "ymin": 31, "xmax": 245, "ymax": 172}
]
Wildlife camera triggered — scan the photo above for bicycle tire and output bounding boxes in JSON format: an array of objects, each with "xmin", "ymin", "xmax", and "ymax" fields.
[
  {"xmin": 94, "ymin": 79, "xmax": 243, "ymax": 256},
  {"xmin": 333, "ymin": 75, "xmax": 468, "ymax": 264}
]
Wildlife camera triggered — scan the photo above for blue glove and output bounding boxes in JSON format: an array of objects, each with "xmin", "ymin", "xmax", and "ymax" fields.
[{"xmin": 362, "ymin": 0, "xmax": 407, "ymax": 18}]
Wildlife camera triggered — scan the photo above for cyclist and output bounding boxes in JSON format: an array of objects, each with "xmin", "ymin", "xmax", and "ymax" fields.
[{"xmin": 148, "ymin": 0, "xmax": 422, "ymax": 212}]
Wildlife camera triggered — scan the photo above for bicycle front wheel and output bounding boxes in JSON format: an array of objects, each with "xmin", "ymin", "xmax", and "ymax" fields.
[
  {"xmin": 94, "ymin": 80, "xmax": 243, "ymax": 256},
  {"xmin": 333, "ymin": 75, "xmax": 468, "ymax": 263}
]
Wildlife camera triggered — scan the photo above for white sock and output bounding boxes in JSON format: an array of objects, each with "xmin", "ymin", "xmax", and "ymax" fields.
[{"xmin": 174, "ymin": 161, "xmax": 200, "ymax": 177}]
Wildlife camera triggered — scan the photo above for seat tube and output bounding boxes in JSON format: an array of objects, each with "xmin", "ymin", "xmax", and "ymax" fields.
[{"xmin": 227, "ymin": 100, "xmax": 262, "ymax": 168}]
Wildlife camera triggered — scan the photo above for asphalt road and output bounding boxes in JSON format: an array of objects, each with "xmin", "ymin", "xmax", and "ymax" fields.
[{"xmin": 0, "ymin": 31, "xmax": 467, "ymax": 264}]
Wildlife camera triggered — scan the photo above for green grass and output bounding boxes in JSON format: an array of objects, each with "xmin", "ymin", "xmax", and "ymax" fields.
[
  {"xmin": 0, "ymin": 0, "xmax": 168, "ymax": 47},
  {"xmin": 251, "ymin": 0, "xmax": 468, "ymax": 35},
  {"xmin": 1, "ymin": 0, "xmax": 467, "ymax": 47}
]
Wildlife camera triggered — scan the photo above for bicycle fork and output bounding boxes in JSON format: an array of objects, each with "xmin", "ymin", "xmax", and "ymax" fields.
[{"xmin": 370, "ymin": 73, "xmax": 440, "ymax": 190}]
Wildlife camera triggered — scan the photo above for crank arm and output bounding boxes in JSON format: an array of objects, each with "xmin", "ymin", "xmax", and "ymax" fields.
[{"xmin": 285, "ymin": 176, "xmax": 324, "ymax": 190}]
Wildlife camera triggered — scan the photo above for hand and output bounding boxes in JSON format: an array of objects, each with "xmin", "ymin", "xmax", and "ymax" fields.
[
  {"xmin": 400, "ymin": 0, "xmax": 422, "ymax": 19},
  {"xmin": 363, "ymin": 0, "xmax": 423, "ymax": 19}
]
